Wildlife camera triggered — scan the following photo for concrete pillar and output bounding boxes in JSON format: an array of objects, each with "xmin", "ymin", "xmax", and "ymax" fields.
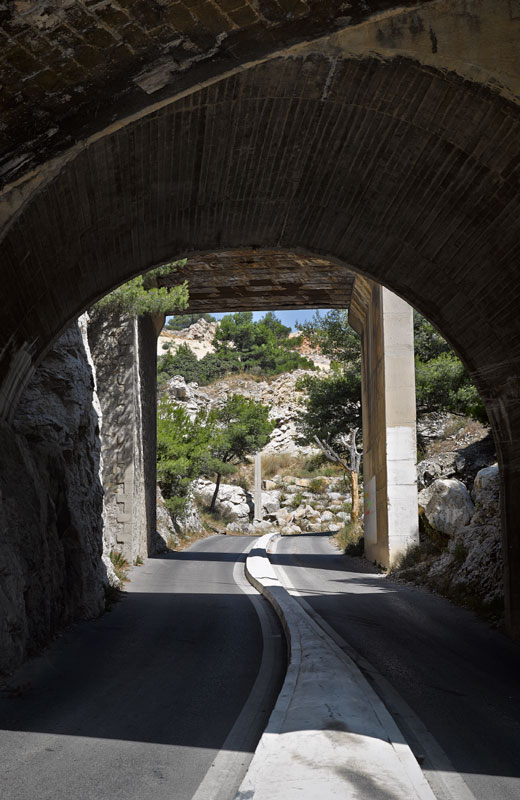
[
  {"xmin": 254, "ymin": 452, "xmax": 263, "ymax": 523},
  {"xmin": 350, "ymin": 278, "xmax": 418, "ymax": 568}
]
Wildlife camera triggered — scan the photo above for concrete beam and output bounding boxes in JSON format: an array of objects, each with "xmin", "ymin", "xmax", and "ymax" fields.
[{"xmin": 350, "ymin": 278, "xmax": 418, "ymax": 568}]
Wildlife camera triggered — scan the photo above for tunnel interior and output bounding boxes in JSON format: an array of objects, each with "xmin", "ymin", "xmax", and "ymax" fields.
[{"xmin": 1, "ymin": 13, "xmax": 520, "ymax": 649}]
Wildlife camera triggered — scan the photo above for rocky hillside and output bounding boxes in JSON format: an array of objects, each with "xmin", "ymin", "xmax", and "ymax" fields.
[
  {"xmin": 156, "ymin": 466, "xmax": 351, "ymax": 548},
  {"xmin": 158, "ymin": 317, "xmax": 331, "ymax": 370},
  {"xmin": 158, "ymin": 318, "xmax": 218, "ymax": 359},
  {"xmin": 392, "ymin": 414, "xmax": 502, "ymax": 620},
  {"xmin": 167, "ymin": 371, "xmax": 317, "ymax": 456}
]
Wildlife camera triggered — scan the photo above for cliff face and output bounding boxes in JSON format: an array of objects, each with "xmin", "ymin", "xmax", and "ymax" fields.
[
  {"xmin": 0, "ymin": 316, "xmax": 106, "ymax": 674},
  {"xmin": 166, "ymin": 371, "xmax": 318, "ymax": 456}
]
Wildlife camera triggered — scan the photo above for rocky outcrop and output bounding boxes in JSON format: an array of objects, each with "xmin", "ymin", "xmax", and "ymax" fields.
[
  {"xmin": 188, "ymin": 473, "xmax": 349, "ymax": 536},
  {"xmin": 0, "ymin": 315, "xmax": 106, "ymax": 674},
  {"xmin": 166, "ymin": 372, "xmax": 318, "ymax": 455},
  {"xmin": 395, "ymin": 408, "xmax": 502, "ymax": 615},
  {"xmin": 424, "ymin": 464, "xmax": 503, "ymax": 608},
  {"xmin": 192, "ymin": 479, "xmax": 252, "ymax": 530},
  {"xmin": 158, "ymin": 319, "xmax": 218, "ymax": 359},
  {"xmin": 422, "ymin": 479, "xmax": 475, "ymax": 536}
]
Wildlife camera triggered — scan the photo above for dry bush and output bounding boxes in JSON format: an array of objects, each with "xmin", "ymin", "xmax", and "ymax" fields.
[{"xmin": 261, "ymin": 452, "xmax": 298, "ymax": 478}]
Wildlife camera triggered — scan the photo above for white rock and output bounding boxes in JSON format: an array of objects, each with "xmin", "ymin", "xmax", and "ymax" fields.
[
  {"xmin": 262, "ymin": 490, "xmax": 281, "ymax": 514},
  {"xmin": 425, "ymin": 479, "xmax": 475, "ymax": 536},
  {"xmin": 473, "ymin": 463, "xmax": 500, "ymax": 498},
  {"xmin": 281, "ymin": 524, "xmax": 302, "ymax": 535},
  {"xmin": 293, "ymin": 505, "xmax": 307, "ymax": 520}
]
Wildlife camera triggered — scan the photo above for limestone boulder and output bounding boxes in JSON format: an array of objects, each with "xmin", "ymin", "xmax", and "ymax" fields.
[
  {"xmin": 175, "ymin": 491, "xmax": 204, "ymax": 535},
  {"xmin": 417, "ymin": 452, "xmax": 462, "ymax": 490},
  {"xmin": 192, "ymin": 479, "xmax": 251, "ymax": 522},
  {"xmin": 280, "ymin": 524, "xmax": 302, "ymax": 535},
  {"xmin": 292, "ymin": 505, "xmax": 307, "ymax": 520},
  {"xmin": 472, "ymin": 463, "xmax": 500, "ymax": 499},
  {"xmin": 155, "ymin": 487, "xmax": 177, "ymax": 552},
  {"xmin": 275, "ymin": 507, "xmax": 293, "ymax": 526},
  {"xmin": 424, "ymin": 479, "xmax": 474, "ymax": 536},
  {"xmin": 253, "ymin": 520, "xmax": 274, "ymax": 534},
  {"xmin": 262, "ymin": 490, "xmax": 281, "ymax": 514},
  {"xmin": 226, "ymin": 521, "xmax": 254, "ymax": 533}
]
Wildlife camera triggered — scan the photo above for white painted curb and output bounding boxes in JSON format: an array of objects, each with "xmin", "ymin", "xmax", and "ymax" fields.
[{"xmin": 237, "ymin": 532, "xmax": 437, "ymax": 800}]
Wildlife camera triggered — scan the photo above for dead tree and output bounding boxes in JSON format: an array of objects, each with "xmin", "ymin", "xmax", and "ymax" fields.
[{"xmin": 313, "ymin": 429, "xmax": 361, "ymax": 522}]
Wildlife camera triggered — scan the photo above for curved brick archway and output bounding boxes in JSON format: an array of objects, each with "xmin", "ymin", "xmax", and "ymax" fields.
[{"xmin": 1, "ymin": 50, "xmax": 520, "ymax": 631}]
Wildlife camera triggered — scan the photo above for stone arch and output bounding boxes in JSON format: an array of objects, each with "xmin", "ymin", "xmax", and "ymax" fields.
[{"xmin": 1, "ymin": 50, "xmax": 520, "ymax": 631}]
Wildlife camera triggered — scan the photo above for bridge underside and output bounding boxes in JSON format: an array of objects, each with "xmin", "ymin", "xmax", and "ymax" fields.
[{"xmin": 162, "ymin": 251, "xmax": 355, "ymax": 313}]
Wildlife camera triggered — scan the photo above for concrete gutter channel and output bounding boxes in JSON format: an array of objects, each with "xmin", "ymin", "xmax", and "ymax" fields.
[{"xmin": 235, "ymin": 532, "xmax": 437, "ymax": 800}]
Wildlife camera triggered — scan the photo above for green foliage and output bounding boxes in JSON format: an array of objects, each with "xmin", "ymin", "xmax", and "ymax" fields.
[
  {"xmin": 213, "ymin": 312, "xmax": 315, "ymax": 377},
  {"xmin": 158, "ymin": 311, "xmax": 314, "ymax": 387},
  {"xmin": 296, "ymin": 308, "xmax": 486, "ymax": 455},
  {"xmin": 95, "ymin": 262, "xmax": 189, "ymax": 317},
  {"xmin": 296, "ymin": 363, "xmax": 361, "ymax": 451},
  {"xmin": 157, "ymin": 347, "xmax": 241, "ymax": 387},
  {"xmin": 335, "ymin": 519, "xmax": 364, "ymax": 557},
  {"xmin": 206, "ymin": 394, "xmax": 274, "ymax": 468},
  {"xmin": 413, "ymin": 312, "xmax": 486, "ymax": 420},
  {"xmin": 109, "ymin": 551, "xmax": 130, "ymax": 582},
  {"xmin": 413, "ymin": 312, "xmax": 451, "ymax": 362},
  {"xmin": 297, "ymin": 309, "xmax": 360, "ymax": 366},
  {"xmin": 165, "ymin": 313, "xmax": 215, "ymax": 330},
  {"xmin": 309, "ymin": 477, "xmax": 327, "ymax": 494},
  {"xmin": 291, "ymin": 491, "xmax": 304, "ymax": 509},
  {"xmin": 415, "ymin": 351, "xmax": 486, "ymax": 421},
  {"xmin": 157, "ymin": 344, "xmax": 201, "ymax": 386},
  {"xmin": 156, "ymin": 394, "xmax": 273, "ymax": 518},
  {"xmin": 156, "ymin": 398, "xmax": 213, "ymax": 516}
]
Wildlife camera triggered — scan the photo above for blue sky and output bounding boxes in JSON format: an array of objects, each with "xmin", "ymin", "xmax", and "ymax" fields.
[{"xmin": 212, "ymin": 309, "xmax": 328, "ymax": 330}]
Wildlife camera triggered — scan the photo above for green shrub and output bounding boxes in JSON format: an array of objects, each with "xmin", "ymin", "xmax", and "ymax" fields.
[
  {"xmin": 291, "ymin": 491, "xmax": 304, "ymax": 509},
  {"xmin": 336, "ymin": 519, "xmax": 364, "ymax": 556},
  {"xmin": 309, "ymin": 477, "xmax": 327, "ymax": 494},
  {"xmin": 109, "ymin": 550, "xmax": 130, "ymax": 582}
]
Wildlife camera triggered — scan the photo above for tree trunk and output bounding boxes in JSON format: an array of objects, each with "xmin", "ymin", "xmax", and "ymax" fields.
[
  {"xmin": 351, "ymin": 470, "xmax": 359, "ymax": 522},
  {"xmin": 210, "ymin": 472, "xmax": 221, "ymax": 512}
]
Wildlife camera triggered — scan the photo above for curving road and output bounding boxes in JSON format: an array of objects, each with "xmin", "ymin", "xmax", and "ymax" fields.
[
  {"xmin": 272, "ymin": 532, "xmax": 520, "ymax": 800},
  {"xmin": 0, "ymin": 535, "xmax": 286, "ymax": 800}
]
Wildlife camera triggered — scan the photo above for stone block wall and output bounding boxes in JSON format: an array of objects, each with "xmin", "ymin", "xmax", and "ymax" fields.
[{"xmin": 88, "ymin": 309, "xmax": 160, "ymax": 564}]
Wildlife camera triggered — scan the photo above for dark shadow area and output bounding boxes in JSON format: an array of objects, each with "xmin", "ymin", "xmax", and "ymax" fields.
[
  {"xmin": 0, "ymin": 586, "xmax": 285, "ymax": 751},
  {"xmin": 275, "ymin": 535, "xmax": 520, "ymax": 784},
  {"xmin": 268, "ymin": 532, "xmax": 381, "ymax": 575}
]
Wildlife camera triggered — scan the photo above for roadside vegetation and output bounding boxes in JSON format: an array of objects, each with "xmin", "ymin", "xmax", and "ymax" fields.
[
  {"xmin": 157, "ymin": 393, "xmax": 273, "ymax": 519},
  {"xmin": 94, "ymin": 261, "xmax": 188, "ymax": 317},
  {"xmin": 157, "ymin": 310, "xmax": 315, "ymax": 388},
  {"xmin": 295, "ymin": 309, "xmax": 487, "ymax": 557}
]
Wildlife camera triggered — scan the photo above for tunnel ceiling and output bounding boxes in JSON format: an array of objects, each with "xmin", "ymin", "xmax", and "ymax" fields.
[
  {"xmin": 0, "ymin": 0, "xmax": 429, "ymax": 188},
  {"xmin": 160, "ymin": 251, "xmax": 355, "ymax": 313},
  {"xmin": 2, "ymin": 50, "xmax": 520, "ymax": 400}
]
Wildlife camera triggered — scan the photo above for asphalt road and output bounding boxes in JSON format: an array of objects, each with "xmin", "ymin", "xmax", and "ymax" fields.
[
  {"xmin": 272, "ymin": 532, "xmax": 520, "ymax": 800},
  {"xmin": 0, "ymin": 535, "xmax": 286, "ymax": 800}
]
